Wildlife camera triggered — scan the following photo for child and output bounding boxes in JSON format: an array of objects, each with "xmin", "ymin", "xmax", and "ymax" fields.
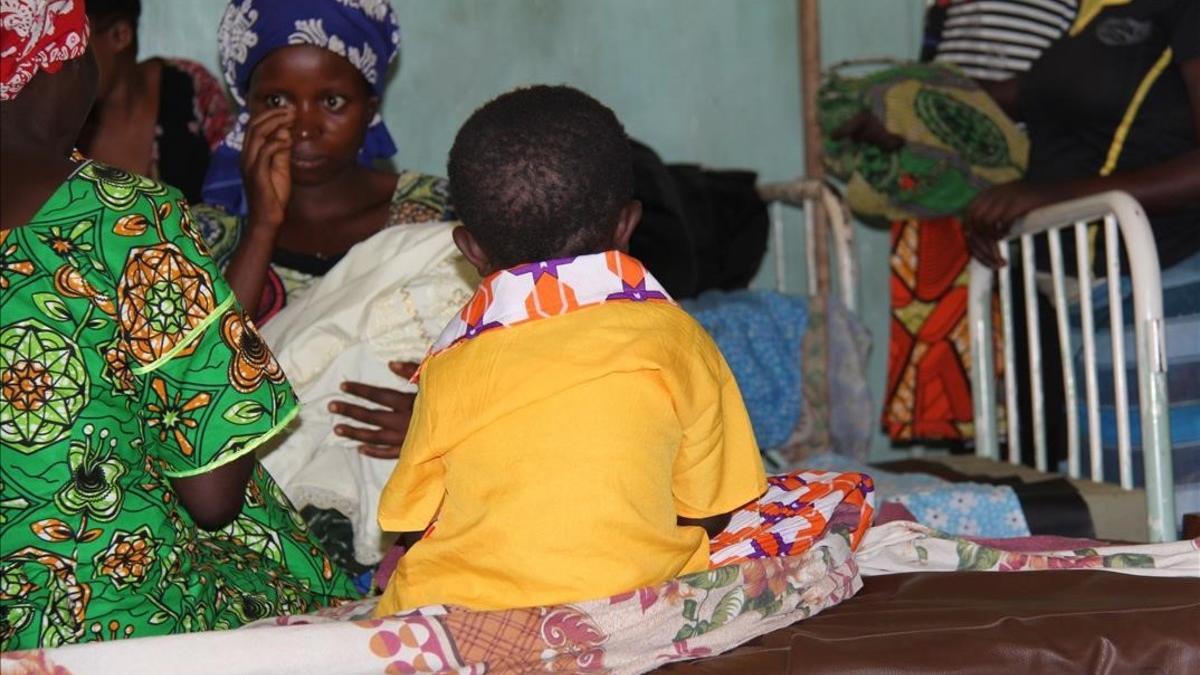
[{"xmin": 375, "ymin": 85, "xmax": 767, "ymax": 615}]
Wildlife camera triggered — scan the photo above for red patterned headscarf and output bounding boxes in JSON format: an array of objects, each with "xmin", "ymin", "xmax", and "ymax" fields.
[{"xmin": 0, "ymin": 0, "xmax": 90, "ymax": 101}]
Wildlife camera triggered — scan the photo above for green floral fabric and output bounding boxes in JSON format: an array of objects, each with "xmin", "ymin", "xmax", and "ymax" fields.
[
  {"xmin": 0, "ymin": 161, "xmax": 355, "ymax": 651},
  {"xmin": 818, "ymin": 62, "xmax": 1028, "ymax": 222}
]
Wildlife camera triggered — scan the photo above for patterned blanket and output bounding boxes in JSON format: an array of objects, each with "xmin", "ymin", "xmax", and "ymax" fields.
[
  {"xmin": 14, "ymin": 472, "xmax": 1188, "ymax": 674},
  {"xmin": 857, "ymin": 520, "xmax": 1200, "ymax": 577},
  {"xmin": 803, "ymin": 452, "xmax": 1031, "ymax": 538},
  {"xmin": 4, "ymin": 471, "xmax": 875, "ymax": 675}
]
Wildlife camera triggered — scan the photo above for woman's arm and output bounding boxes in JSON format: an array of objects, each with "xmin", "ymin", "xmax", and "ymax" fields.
[
  {"xmin": 977, "ymin": 78, "xmax": 1022, "ymax": 121},
  {"xmin": 223, "ymin": 220, "xmax": 280, "ymax": 318},
  {"xmin": 965, "ymin": 58, "xmax": 1200, "ymax": 266},
  {"xmin": 169, "ymin": 454, "xmax": 255, "ymax": 531},
  {"xmin": 222, "ymin": 108, "xmax": 295, "ymax": 315}
]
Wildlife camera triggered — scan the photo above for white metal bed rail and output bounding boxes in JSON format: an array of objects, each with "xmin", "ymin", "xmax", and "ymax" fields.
[
  {"xmin": 769, "ymin": 180, "xmax": 858, "ymax": 311},
  {"xmin": 968, "ymin": 191, "xmax": 1175, "ymax": 542}
]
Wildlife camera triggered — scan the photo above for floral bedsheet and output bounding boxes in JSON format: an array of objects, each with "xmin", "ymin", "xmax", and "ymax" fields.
[
  {"xmin": 856, "ymin": 520, "xmax": 1200, "ymax": 577},
  {"xmin": 3, "ymin": 471, "xmax": 874, "ymax": 675}
]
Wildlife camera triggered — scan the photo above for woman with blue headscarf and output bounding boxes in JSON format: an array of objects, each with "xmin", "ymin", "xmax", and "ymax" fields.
[
  {"xmin": 192, "ymin": 0, "xmax": 455, "ymax": 582},
  {"xmin": 196, "ymin": 0, "xmax": 453, "ymax": 326}
]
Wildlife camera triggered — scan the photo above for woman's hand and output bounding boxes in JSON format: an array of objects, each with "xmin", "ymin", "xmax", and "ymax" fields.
[
  {"xmin": 832, "ymin": 110, "xmax": 905, "ymax": 151},
  {"xmin": 241, "ymin": 108, "xmax": 294, "ymax": 232},
  {"xmin": 963, "ymin": 181, "xmax": 1063, "ymax": 268},
  {"xmin": 329, "ymin": 361, "xmax": 421, "ymax": 459}
]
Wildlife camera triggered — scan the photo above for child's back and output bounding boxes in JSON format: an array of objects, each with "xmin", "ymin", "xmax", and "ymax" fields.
[{"xmin": 375, "ymin": 86, "xmax": 765, "ymax": 615}]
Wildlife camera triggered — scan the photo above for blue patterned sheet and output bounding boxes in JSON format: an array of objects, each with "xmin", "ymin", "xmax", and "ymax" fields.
[
  {"xmin": 1069, "ymin": 248, "xmax": 1200, "ymax": 531},
  {"xmin": 683, "ymin": 290, "xmax": 809, "ymax": 450},
  {"xmin": 802, "ymin": 452, "xmax": 1031, "ymax": 538}
]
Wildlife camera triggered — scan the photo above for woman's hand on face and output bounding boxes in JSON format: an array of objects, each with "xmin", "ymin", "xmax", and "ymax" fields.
[
  {"xmin": 241, "ymin": 108, "xmax": 295, "ymax": 232},
  {"xmin": 963, "ymin": 181, "xmax": 1062, "ymax": 269},
  {"xmin": 329, "ymin": 361, "xmax": 421, "ymax": 459}
]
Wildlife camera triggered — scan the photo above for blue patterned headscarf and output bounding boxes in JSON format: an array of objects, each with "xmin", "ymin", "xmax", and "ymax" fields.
[{"xmin": 201, "ymin": 0, "xmax": 401, "ymax": 215}]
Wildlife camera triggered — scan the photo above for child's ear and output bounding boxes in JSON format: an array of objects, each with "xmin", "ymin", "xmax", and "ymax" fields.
[
  {"xmin": 612, "ymin": 200, "xmax": 642, "ymax": 252},
  {"xmin": 452, "ymin": 226, "xmax": 494, "ymax": 276}
]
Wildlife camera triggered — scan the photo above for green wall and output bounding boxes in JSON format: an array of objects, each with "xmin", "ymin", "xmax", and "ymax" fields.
[{"xmin": 140, "ymin": 0, "xmax": 926, "ymax": 458}]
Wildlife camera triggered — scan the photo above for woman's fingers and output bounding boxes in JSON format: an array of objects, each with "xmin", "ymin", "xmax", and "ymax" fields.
[
  {"xmin": 357, "ymin": 444, "xmax": 402, "ymax": 459},
  {"xmin": 388, "ymin": 361, "xmax": 421, "ymax": 379},
  {"xmin": 966, "ymin": 229, "xmax": 1005, "ymax": 269},
  {"xmin": 338, "ymin": 381, "xmax": 414, "ymax": 409},
  {"xmin": 831, "ymin": 111, "xmax": 869, "ymax": 141},
  {"xmin": 831, "ymin": 111, "xmax": 904, "ymax": 150},
  {"xmin": 332, "ymin": 422, "xmax": 405, "ymax": 447},
  {"xmin": 250, "ymin": 137, "xmax": 292, "ymax": 195},
  {"xmin": 329, "ymin": 380, "xmax": 418, "ymax": 448},
  {"xmin": 328, "ymin": 400, "xmax": 396, "ymax": 427},
  {"xmin": 242, "ymin": 109, "xmax": 294, "ymax": 170},
  {"xmin": 246, "ymin": 107, "xmax": 294, "ymax": 137}
]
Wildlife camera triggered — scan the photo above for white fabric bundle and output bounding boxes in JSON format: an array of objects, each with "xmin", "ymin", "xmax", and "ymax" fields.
[{"xmin": 258, "ymin": 222, "xmax": 477, "ymax": 564}]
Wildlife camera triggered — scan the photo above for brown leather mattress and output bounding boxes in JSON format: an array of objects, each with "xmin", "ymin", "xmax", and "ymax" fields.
[{"xmin": 655, "ymin": 571, "xmax": 1200, "ymax": 674}]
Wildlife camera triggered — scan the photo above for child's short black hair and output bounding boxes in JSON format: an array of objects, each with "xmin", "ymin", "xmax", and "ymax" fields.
[{"xmin": 447, "ymin": 85, "xmax": 633, "ymax": 269}]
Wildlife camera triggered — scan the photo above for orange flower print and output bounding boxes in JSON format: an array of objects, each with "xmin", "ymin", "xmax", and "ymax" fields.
[
  {"xmin": 54, "ymin": 266, "xmax": 116, "ymax": 316},
  {"xmin": 112, "ymin": 214, "xmax": 149, "ymax": 237},
  {"xmin": 0, "ymin": 230, "xmax": 35, "ymax": 290},
  {"xmin": 220, "ymin": 311, "xmax": 284, "ymax": 393},
  {"xmin": 742, "ymin": 559, "xmax": 788, "ymax": 601},
  {"xmin": 117, "ymin": 243, "xmax": 216, "ymax": 366},
  {"xmin": 102, "ymin": 346, "xmax": 136, "ymax": 394},
  {"xmin": 93, "ymin": 527, "xmax": 158, "ymax": 589},
  {"xmin": 145, "ymin": 377, "xmax": 210, "ymax": 457}
]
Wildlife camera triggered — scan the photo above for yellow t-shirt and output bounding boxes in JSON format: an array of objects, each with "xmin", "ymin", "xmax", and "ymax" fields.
[{"xmin": 375, "ymin": 300, "xmax": 766, "ymax": 615}]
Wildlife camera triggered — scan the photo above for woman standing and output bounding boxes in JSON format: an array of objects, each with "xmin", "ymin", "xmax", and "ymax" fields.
[{"xmin": 0, "ymin": 0, "xmax": 354, "ymax": 651}]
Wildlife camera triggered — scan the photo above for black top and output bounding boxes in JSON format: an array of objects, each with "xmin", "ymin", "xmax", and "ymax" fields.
[
  {"xmin": 155, "ymin": 63, "xmax": 217, "ymax": 203},
  {"xmin": 1019, "ymin": 0, "xmax": 1200, "ymax": 268}
]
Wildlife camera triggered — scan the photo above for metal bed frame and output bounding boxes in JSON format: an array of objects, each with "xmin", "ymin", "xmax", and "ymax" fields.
[
  {"xmin": 768, "ymin": 180, "xmax": 858, "ymax": 311},
  {"xmin": 967, "ymin": 191, "xmax": 1176, "ymax": 542}
]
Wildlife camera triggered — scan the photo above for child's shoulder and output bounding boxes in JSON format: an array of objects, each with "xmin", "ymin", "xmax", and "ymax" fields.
[{"xmin": 595, "ymin": 300, "xmax": 719, "ymax": 354}]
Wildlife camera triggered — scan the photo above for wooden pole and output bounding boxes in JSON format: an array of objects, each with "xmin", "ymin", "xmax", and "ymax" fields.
[
  {"xmin": 798, "ymin": 0, "xmax": 830, "ymax": 299},
  {"xmin": 798, "ymin": 0, "xmax": 833, "ymax": 454}
]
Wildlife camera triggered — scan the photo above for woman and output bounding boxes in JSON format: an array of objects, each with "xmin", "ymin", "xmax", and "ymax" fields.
[
  {"xmin": 962, "ymin": 0, "xmax": 1199, "ymax": 509},
  {"xmin": 193, "ymin": 0, "xmax": 451, "ymax": 460},
  {"xmin": 197, "ymin": 0, "xmax": 451, "ymax": 323},
  {"xmin": 0, "ymin": 1, "xmax": 353, "ymax": 651},
  {"xmin": 77, "ymin": 0, "xmax": 233, "ymax": 202},
  {"xmin": 964, "ymin": 0, "xmax": 1199, "ymax": 267}
]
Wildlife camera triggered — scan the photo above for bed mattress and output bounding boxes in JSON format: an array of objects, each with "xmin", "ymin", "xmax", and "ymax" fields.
[{"xmin": 654, "ymin": 570, "xmax": 1200, "ymax": 674}]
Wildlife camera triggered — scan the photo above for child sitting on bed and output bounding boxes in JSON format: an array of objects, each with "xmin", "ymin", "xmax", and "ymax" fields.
[{"xmin": 374, "ymin": 85, "xmax": 767, "ymax": 615}]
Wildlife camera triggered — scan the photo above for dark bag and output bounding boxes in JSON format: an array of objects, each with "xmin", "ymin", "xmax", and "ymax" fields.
[{"xmin": 629, "ymin": 140, "xmax": 769, "ymax": 299}]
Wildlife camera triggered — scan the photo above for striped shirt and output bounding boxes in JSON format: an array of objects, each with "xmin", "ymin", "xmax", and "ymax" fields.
[{"xmin": 927, "ymin": 0, "xmax": 1079, "ymax": 80}]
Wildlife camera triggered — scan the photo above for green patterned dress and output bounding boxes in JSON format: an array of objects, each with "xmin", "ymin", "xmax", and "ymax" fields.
[{"xmin": 0, "ymin": 160, "xmax": 355, "ymax": 651}]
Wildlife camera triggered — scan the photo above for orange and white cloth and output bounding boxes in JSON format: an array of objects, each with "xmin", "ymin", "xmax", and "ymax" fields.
[
  {"xmin": 710, "ymin": 470, "xmax": 876, "ymax": 567},
  {"xmin": 0, "ymin": 0, "xmax": 90, "ymax": 101},
  {"xmin": 424, "ymin": 249, "xmax": 672, "ymax": 365}
]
